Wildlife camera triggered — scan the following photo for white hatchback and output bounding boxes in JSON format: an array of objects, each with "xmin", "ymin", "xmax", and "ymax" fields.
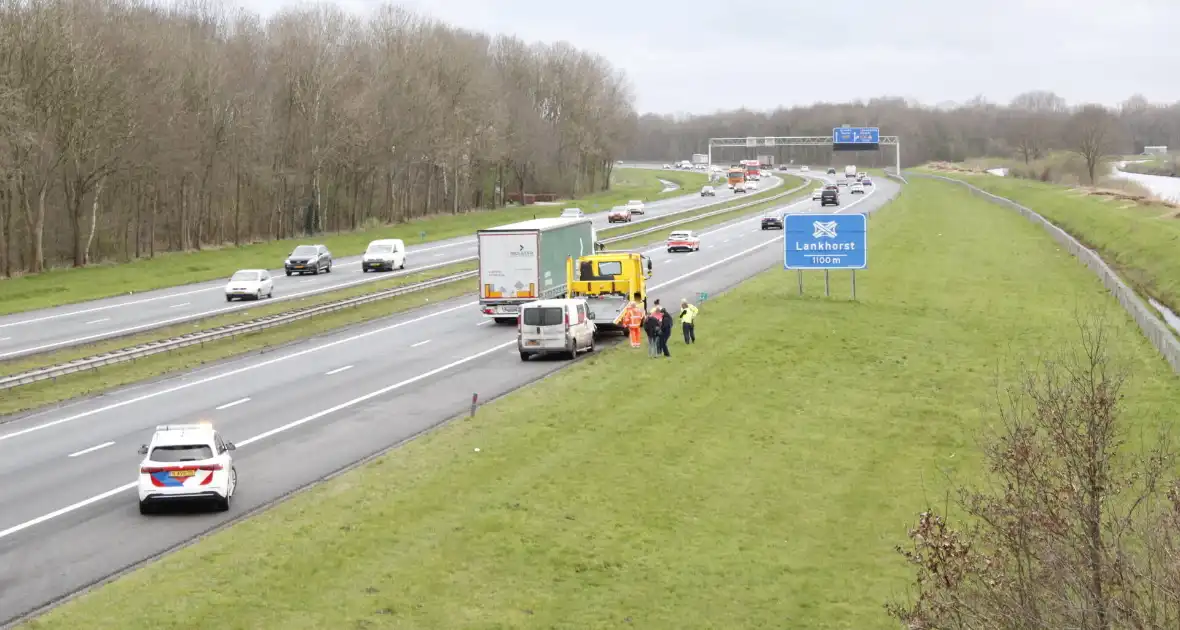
[
  {"xmin": 225, "ymin": 269, "xmax": 273, "ymax": 301},
  {"xmin": 667, "ymin": 230, "xmax": 701, "ymax": 253},
  {"xmin": 137, "ymin": 423, "xmax": 237, "ymax": 514},
  {"xmin": 518, "ymin": 299, "xmax": 596, "ymax": 360},
  {"xmin": 560, "ymin": 207, "xmax": 585, "ymax": 218}
]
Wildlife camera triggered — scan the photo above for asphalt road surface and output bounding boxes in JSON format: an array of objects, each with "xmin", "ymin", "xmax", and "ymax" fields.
[
  {"xmin": 0, "ymin": 171, "xmax": 896, "ymax": 626},
  {"xmin": 0, "ymin": 170, "xmax": 785, "ymax": 361}
]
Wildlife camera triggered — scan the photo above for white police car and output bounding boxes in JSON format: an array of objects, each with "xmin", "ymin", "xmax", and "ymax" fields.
[{"xmin": 137, "ymin": 423, "xmax": 238, "ymax": 514}]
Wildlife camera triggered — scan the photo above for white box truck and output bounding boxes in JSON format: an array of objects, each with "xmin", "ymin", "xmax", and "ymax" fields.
[
  {"xmin": 844, "ymin": 165, "xmax": 857, "ymax": 178},
  {"xmin": 691, "ymin": 153, "xmax": 708, "ymax": 165},
  {"xmin": 477, "ymin": 217, "xmax": 597, "ymax": 323}
]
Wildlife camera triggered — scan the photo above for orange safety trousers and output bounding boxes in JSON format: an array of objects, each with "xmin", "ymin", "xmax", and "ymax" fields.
[{"xmin": 628, "ymin": 326, "xmax": 642, "ymax": 347}]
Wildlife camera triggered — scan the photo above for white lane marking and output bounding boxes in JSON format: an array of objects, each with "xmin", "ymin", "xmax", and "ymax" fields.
[
  {"xmin": 0, "ymin": 183, "xmax": 756, "ymax": 331},
  {"xmin": 236, "ymin": 341, "xmax": 514, "ymax": 448},
  {"xmin": 67, "ymin": 441, "xmax": 114, "ymax": 458},
  {"xmin": 433, "ymin": 253, "xmax": 444, "ymax": 257},
  {"xmin": 0, "ymin": 481, "xmax": 137, "ymax": 540},
  {"xmin": 476, "ymin": 320, "xmax": 491, "ymax": 326},
  {"xmin": 410, "ymin": 339, "xmax": 431, "ymax": 348},
  {"xmin": 0, "ymin": 337, "xmax": 9, "ymax": 342},
  {"xmin": 0, "ymin": 179, "xmax": 806, "ymax": 539},
  {"xmin": 325, "ymin": 365, "xmax": 354, "ymax": 375},
  {"xmin": 168, "ymin": 302, "xmax": 190, "ymax": 309},
  {"xmin": 215, "ymin": 397, "xmax": 251, "ymax": 411},
  {"xmin": 707, "ymin": 245, "xmax": 715, "ymax": 249},
  {"xmin": 0, "ymin": 256, "xmax": 474, "ymax": 359},
  {"xmin": 0, "ymin": 301, "xmax": 479, "ymax": 443},
  {"xmin": 85, "ymin": 318, "xmax": 110, "ymax": 325}
]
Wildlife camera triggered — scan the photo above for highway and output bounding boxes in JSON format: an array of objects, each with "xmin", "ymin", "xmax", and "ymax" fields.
[
  {"xmin": 0, "ymin": 170, "xmax": 896, "ymax": 625},
  {"xmin": 0, "ymin": 170, "xmax": 783, "ymax": 361}
]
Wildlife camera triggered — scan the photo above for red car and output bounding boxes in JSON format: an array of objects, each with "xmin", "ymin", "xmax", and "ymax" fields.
[{"xmin": 607, "ymin": 207, "xmax": 633, "ymax": 223}]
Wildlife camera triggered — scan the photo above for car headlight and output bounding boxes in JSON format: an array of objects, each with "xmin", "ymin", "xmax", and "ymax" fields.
[{"xmin": 285, "ymin": 259, "xmax": 291, "ymax": 265}]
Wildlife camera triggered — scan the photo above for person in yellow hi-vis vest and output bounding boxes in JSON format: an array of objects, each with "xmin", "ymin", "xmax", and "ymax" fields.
[
  {"xmin": 679, "ymin": 298, "xmax": 699, "ymax": 344},
  {"xmin": 623, "ymin": 293, "xmax": 645, "ymax": 348}
]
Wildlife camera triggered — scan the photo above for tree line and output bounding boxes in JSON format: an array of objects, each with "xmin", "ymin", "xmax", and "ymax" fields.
[
  {"xmin": 629, "ymin": 91, "xmax": 1180, "ymax": 183},
  {"xmin": 0, "ymin": 0, "xmax": 636, "ymax": 276}
]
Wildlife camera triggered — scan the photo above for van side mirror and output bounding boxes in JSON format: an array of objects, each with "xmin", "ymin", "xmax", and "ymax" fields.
[
  {"xmin": 225, "ymin": 442, "xmax": 237, "ymax": 451},
  {"xmin": 138, "ymin": 445, "xmax": 148, "ymax": 455},
  {"xmin": 646, "ymin": 259, "xmax": 653, "ymax": 272}
]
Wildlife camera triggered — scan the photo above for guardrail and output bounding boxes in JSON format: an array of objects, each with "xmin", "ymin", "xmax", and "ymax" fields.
[
  {"xmin": 909, "ymin": 171, "xmax": 1180, "ymax": 375},
  {"xmin": 0, "ymin": 177, "xmax": 813, "ymax": 392},
  {"xmin": 0, "ymin": 172, "xmax": 796, "ymax": 365}
]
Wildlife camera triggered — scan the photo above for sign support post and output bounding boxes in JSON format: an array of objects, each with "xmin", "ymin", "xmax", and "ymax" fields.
[{"xmin": 783, "ymin": 213, "xmax": 868, "ymax": 300}]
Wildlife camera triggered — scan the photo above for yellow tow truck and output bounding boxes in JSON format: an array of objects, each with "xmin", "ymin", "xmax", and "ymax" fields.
[{"xmin": 565, "ymin": 251, "xmax": 653, "ymax": 334}]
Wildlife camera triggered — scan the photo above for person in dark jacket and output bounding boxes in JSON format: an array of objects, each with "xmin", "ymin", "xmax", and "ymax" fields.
[
  {"xmin": 657, "ymin": 307, "xmax": 673, "ymax": 357},
  {"xmin": 643, "ymin": 308, "xmax": 661, "ymax": 357}
]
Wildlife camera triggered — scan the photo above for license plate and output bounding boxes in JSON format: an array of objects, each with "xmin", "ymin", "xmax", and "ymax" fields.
[
  {"xmin": 525, "ymin": 340, "xmax": 539, "ymax": 346},
  {"xmin": 500, "ymin": 306, "xmax": 519, "ymax": 313},
  {"xmin": 368, "ymin": 263, "xmax": 381, "ymax": 267},
  {"xmin": 293, "ymin": 265, "xmax": 304, "ymax": 269},
  {"xmin": 169, "ymin": 470, "xmax": 196, "ymax": 478}
]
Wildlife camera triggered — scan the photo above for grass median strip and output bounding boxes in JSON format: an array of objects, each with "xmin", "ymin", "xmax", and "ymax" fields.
[
  {"xmin": 0, "ymin": 168, "xmax": 704, "ymax": 316},
  {"xmin": 0, "ymin": 262, "xmax": 477, "ymax": 380},
  {"xmin": 605, "ymin": 174, "xmax": 805, "ymax": 239},
  {"xmin": 0, "ymin": 274, "xmax": 477, "ymax": 419},
  {"xmin": 32, "ymin": 178, "xmax": 1180, "ymax": 629},
  {"xmin": 607, "ymin": 176, "xmax": 811, "ymax": 250},
  {"xmin": 921, "ymin": 170, "xmax": 1180, "ymax": 316}
]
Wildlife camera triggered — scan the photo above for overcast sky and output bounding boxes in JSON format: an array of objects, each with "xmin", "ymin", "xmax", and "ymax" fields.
[{"xmin": 244, "ymin": 0, "xmax": 1180, "ymax": 115}]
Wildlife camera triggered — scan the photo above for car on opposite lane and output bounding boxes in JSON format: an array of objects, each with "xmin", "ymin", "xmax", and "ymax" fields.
[
  {"xmin": 607, "ymin": 206, "xmax": 633, "ymax": 223},
  {"xmin": 137, "ymin": 423, "xmax": 238, "ymax": 514},
  {"xmin": 862, "ymin": 177, "xmax": 873, "ymax": 187},
  {"xmin": 362, "ymin": 238, "xmax": 407, "ymax": 272},
  {"xmin": 700, "ymin": 185, "xmax": 716, "ymax": 197},
  {"xmin": 761, "ymin": 214, "xmax": 784, "ymax": 230},
  {"xmin": 225, "ymin": 269, "xmax": 273, "ymax": 301},
  {"xmin": 560, "ymin": 207, "xmax": 585, "ymax": 218},
  {"xmin": 733, "ymin": 182, "xmax": 748, "ymax": 194},
  {"xmin": 625, "ymin": 199, "xmax": 646, "ymax": 215},
  {"xmin": 284, "ymin": 244, "xmax": 332, "ymax": 276},
  {"xmin": 667, "ymin": 230, "xmax": 701, "ymax": 253}
]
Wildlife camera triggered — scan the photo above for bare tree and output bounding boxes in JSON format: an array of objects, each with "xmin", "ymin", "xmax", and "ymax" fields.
[
  {"xmin": 1067, "ymin": 104, "xmax": 1121, "ymax": 185},
  {"xmin": 0, "ymin": 0, "xmax": 636, "ymax": 275},
  {"xmin": 886, "ymin": 319, "xmax": 1180, "ymax": 630}
]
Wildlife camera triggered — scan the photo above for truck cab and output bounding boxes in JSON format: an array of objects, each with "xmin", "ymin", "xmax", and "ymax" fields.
[{"xmin": 565, "ymin": 252, "xmax": 653, "ymax": 334}]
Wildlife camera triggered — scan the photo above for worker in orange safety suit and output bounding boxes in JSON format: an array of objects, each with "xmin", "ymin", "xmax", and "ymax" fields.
[{"xmin": 623, "ymin": 292, "xmax": 645, "ymax": 348}]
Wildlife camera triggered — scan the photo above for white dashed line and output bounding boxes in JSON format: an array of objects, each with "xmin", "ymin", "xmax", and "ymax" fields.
[
  {"xmin": 85, "ymin": 318, "xmax": 110, "ymax": 325},
  {"xmin": 67, "ymin": 441, "xmax": 114, "ymax": 458},
  {"xmin": 215, "ymin": 397, "xmax": 251, "ymax": 410},
  {"xmin": 325, "ymin": 365, "xmax": 354, "ymax": 376},
  {"xmin": 476, "ymin": 320, "xmax": 492, "ymax": 326},
  {"xmin": 410, "ymin": 339, "xmax": 432, "ymax": 348},
  {"xmin": 168, "ymin": 303, "xmax": 190, "ymax": 308}
]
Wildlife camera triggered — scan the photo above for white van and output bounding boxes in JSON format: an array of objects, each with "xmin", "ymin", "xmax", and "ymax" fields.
[
  {"xmin": 518, "ymin": 298, "xmax": 596, "ymax": 360},
  {"xmin": 362, "ymin": 239, "xmax": 406, "ymax": 272}
]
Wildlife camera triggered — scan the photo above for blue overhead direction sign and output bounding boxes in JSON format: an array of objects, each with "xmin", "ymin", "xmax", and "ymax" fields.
[
  {"xmin": 784, "ymin": 213, "xmax": 867, "ymax": 270},
  {"xmin": 831, "ymin": 127, "xmax": 880, "ymax": 145}
]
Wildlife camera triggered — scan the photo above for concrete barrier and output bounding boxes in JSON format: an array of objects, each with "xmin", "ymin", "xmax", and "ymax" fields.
[{"xmin": 908, "ymin": 171, "xmax": 1180, "ymax": 374}]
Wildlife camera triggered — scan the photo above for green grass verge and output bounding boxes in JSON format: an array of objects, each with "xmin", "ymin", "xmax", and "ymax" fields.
[
  {"xmin": 0, "ymin": 262, "xmax": 477, "ymax": 380},
  {"xmin": 0, "ymin": 169, "xmax": 704, "ymax": 317},
  {"xmin": 0, "ymin": 276, "xmax": 476, "ymax": 419},
  {"xmin": 27, "ymin": 178, "xmax": 1180, "ymax": 629},
  {"xmin": 916, "ymin": 171, "xmax": 1180, "ymax": 316},
  {"xmin": 604, "ymin": 174, "xmax": 807, "ymax": 240}
]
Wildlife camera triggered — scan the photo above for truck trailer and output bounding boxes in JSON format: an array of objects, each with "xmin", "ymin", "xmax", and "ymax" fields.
[
  {"xmin": 691, "ymin": 153, "xmax": 708, "ymax": 165},
  {"xmin": 757, "ymin": 155, "xmax": 774, "ymax": 169},
  {"xmin": 478, "ymin": 217, "xmax": 597, "ymax": 323},
  {"xmin": 844, "ymin": 164, "xmax": 857, "ymax": 178}
]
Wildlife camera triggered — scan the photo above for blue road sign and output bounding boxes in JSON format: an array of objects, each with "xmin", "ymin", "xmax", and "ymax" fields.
[
  {"xmin": 831, "ymin": 127, "xmax": 880, "ymax": 144},
  {"xmin": 784, "ymin": 213, "xmax": 867, "ymax": 270}
]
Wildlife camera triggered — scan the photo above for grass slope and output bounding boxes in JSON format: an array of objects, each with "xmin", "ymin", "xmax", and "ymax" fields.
[
  {"xmin": 922, "ymin": 172, "xmax": 1180, "ymax": 315},
  {"xmin": 0, "ymin": 169, "xmax": 705, "ymax": 316},
  {"xmin": 25, "ymin": 179, "xmax": 1180, "ymax": 630}
]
